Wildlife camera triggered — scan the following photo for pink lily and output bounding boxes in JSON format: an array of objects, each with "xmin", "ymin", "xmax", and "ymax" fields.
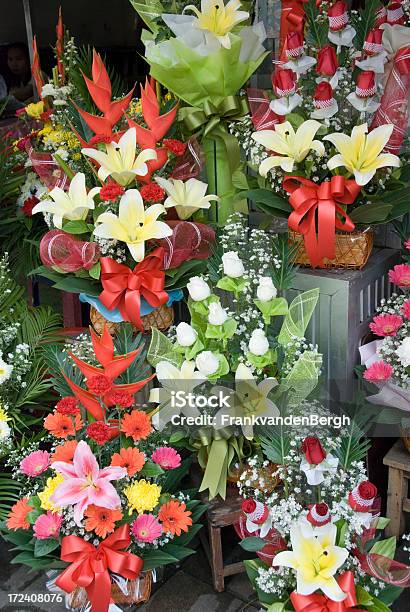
[{"xmin": 51, "ymin": 440, "xmax": 126, "ymax": 526}]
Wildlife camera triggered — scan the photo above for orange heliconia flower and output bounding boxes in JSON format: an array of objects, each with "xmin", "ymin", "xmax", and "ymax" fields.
[
  {"xmin": 51, "ymin": 440, "xmax": 79, "ymax": 463},
  {"xmin": 110, "ymin": 447, "xmax": 145, "ymax": 476},
  {"xmin": 6, "ymin": 497, "xmax": 34, "ymax": 531},
  {"xmin": 84, "ymin": 505, "xmax": 123, "ymax": 539},
  {"xmin": 44, "ymin": 411, "xmax": 83, "ymax": 439},
  {"xmin": 158, "ymin": 500, "xmax": 192, "ymax": 536},
  {"xmin": 120, "ymin": 410, "xmax": 152, "ymax": 441}
]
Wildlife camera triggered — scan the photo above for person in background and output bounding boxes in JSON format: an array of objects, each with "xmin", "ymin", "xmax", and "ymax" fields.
[{"xmin": 6, "ymin": 42, "xmax": 33, "ymax": 102}]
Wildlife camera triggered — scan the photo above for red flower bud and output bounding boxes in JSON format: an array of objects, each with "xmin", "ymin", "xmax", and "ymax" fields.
[
  {"xmin": 307, "ymin": 502, "xmax": 331, "ymax": 526},
  {"xmin": 301, "ymin": 436, "xmax": 327, "ymax": 465},
  {"xmin": 317, "ymin": 45, "xmax": 338, "ymax": 76},
  {"xmin": 364, "ymin": 29, "xmax": 384, "ymax": 56},
  {"xmin": 349, "ymin": 480, "xmax": 378, "ymax": 512},
  {"xmin": 273, "ymin": 69, "xmax": 296, "ymax": 97},
  {"xmin": 285, "ymin": 31, "xmax": 304, "ymax": 59},
  {"xmin": 356, "ymin": 71, "xmax": 376, "ymax": 98},
  {"xmin": 328, "ymin": 1, "xmax": 349, "ymax": 31},
  {"xmin": 314, "ymin": 81, "xmax": 334, "ymax": 108}
]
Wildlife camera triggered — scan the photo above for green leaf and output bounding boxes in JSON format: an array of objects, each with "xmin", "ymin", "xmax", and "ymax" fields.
[
  {"xmin": 352, "ymin": 0, "xmax": 380, "ymax": 50},
  {"xmin": 34, "ymin": 537, "xmax": 61, "ymax": 557},
  {"xmin": 232, "ymin": 167, "xmax": 249, "ymax": 191},
  {"xmin": 286, "ymin": 113, "xmax": 305, "ymax": 130},
  {"xmin": 147, "ymin": 327, "xmax": 182, "ymax": 368},
  {"xmin": 349, "ymin": 203, "xmax": 392, "ymax": 224},
  {"xmin": 376, "ymin": 517, "xmax": 390, "ymax": 529},
  {"xmin": 240, "ymin": 536, "xmax": 267, "ymax": 552},
  {"xmin": 139, "ymin": 461, "xmax": 164, "ymax": 477},
  {"xmin": 370, "ymin": 536, "xmax": 396, "ymax": 559},
  {"xmin": 356, "ymin": 585, "xmax": 374, "ymax": 607},
  {"xmin": 305, "ymin": 0, "xmax": 328, "ymax": 47},
  {"xmin": 243, "ymin": 189, "xmax": 291, "ymax": 213},
  {"xmin": 89, "ymin": 261, "xmax": 101, "ymax": 280},
  {"xmin": 62, "ymin": 220, "xmax": 90, "ymax": 235}
]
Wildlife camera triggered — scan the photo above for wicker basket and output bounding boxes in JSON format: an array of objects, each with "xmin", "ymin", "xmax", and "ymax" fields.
[
  {"xmin": 401, "ymin": 428, "xmax": 410, "ymax": 454},
  {"xmin": 68, "ymin": 572, "xmax": 152, "ymax": 609},
  {"xmin": 90, "ymin": 304, "xmax": 174, "ymax": 335},
  {"xmin": 289, "ymin": 230, "xmax": 373, "ymax": 269}
]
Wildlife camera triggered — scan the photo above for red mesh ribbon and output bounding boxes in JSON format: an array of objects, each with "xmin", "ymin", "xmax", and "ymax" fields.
[
  {"xmin": 25, "ymin": 142, "xmax": 70, "ymax": 190},
  {"xmin": 234, "ymin": 512, "xmax": 287, "ymax": 566},
  {"xmin": 155, "ymin": 221, "xmax": 215, "ymax": 269},
  {"xmin": 40, "ymin": 230, "xmax": 100, "ymax": 273},
  {"xmin": 171, "ymin": 138, "xmax": 204, "ymax": 180},
  {"xmin": 247, "ymin": 88, "xmax": 283, "ymax": 130},
  {"xmin": 371, "ymin": 46, "xmax": 410, "ymax": 153}
]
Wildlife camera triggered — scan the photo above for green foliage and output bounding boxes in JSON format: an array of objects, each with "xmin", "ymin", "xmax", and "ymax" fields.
[
  {"xmin": 114, "ymin": 324, "xmax": 151, "ymax": 383},
  {"xmin": 305, "ymin": 0, "xmax": 328, "ymax": 48},
  {"xmin": 0, "ymin": 475, "xmax": 22, "ymax": 521},
  {"xmin": 270, "ymin": 234, "xmax": 298, "ymax": 291},
  {"xmin": 333, "ymin": 405, "xmax": 372, "ymax": 469},
  {"xmin": 240, "ymin": 536, "xmax": 267, "ymax": 552},
  {"xmin": 352, "ymin": 0, "xmax": 380, "ymax": 50}
]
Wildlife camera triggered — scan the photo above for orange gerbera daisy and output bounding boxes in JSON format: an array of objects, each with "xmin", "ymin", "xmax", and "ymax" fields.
[
  {"xmin": 111, "ymin": 447, "xmax": 145, "ymax": 476},
  {"xmin": 51, "ymin": 439, "xmax": 79, "ymax": 463},
  {"xmin": 158, "ymin": 500, "xmax": 192, "ymax": 536},
  {"xmin": 120, "ymin": 410, "xmax": 152, "ymax": 441},
  {"xmin": 84, "ymin": 505, "xmax": 123, "ymax": 539},
  {"xmin": 6, "ymin": 497, "xmax": 34, "ymax": 531},
  {"xmin": 44, "ymin": 411, "xmax": 83, "ymax": 439}
]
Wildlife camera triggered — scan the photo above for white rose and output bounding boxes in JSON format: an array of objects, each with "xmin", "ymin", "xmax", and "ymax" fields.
[
  {"xmin": 208, "ymin": 302, "xmax": 228, "ymax": 326},
  {"xmin": 396, "ymin": 337, "xmax": 410, "ymax": 368},
  {"xmin": 222, "ymin": 251, "xmax": 245, "ymax": 278},
  {"xmin": 256, "ymin": 277, "xmax": 277, "ymax": 302},
  {"xmin": 196, "ymin": 351, "xmax": 220, "ymax": 376},
  {"xmin": 176, "ymin": 322, "xmax": 198, "ymax": 347},
  {"xmin": 248, "ymin": 329, "xmax": 269, "ymax": 356},
  {"xmin": 187, "ymin": 276, "xmax": 211, "ymax": 301}
]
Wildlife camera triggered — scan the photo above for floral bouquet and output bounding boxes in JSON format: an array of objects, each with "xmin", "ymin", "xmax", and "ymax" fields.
[
  {"xmin": 0, "ymin": 325, "xmax": 205, "ymax": 611},
  {"xmin": 234, "ymin": 401, "xmax": 410, "ymax": 610},
  {"xmin": 145, "ymin": 213, "xmax": 322, "ymax": 498},
  {"xmin": 231, "ymin": 0, "xmax": 410, "ymax": 268},
  {"xmin": 131, "ymin": 0, "xmax": 269, "ymax": 223}
]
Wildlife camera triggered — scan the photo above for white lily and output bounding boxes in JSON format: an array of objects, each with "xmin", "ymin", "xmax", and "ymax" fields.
[
  {"xmin": 94, "ymin": 189, "xmax": 172, "ymax": 261},
  {"xmin": 32, "ymin": 172, "xmax": 100, "ymax": 229},
  {"xmin": 155, "ymin": 177, "xmax": 219, "ymax": 220},
  {"xmin": 252, "ymin": 120, "xmax": 325, "ymax": 176},
  {"xmin": 272, "ymin": 523, "xmax": 349, "ymax": 601},
  {"xmin": 82, "ymin": 128, "xmax": 157, "ymax": 187},
  {"xmin": 324, "ymin": 124, "xmax": 400, "ymax": 186},
  {"xmin": 183, "ymin": 0, "xmax": 249, "ymax": 49}
]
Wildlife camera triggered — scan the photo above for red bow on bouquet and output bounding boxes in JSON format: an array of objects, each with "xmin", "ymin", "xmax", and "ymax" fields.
[
  {"xmin": 283, "ymin": 175, "xmax": 361, "ymax": 268},
  {"xmin": 290, "ymin": 572, "xmax": 366, "ymax": 612},
  {"xmin": 56, "ymin": 525, "xmax": 142, "ymax": 612},
  {"xmin": 99, "ymin": 247, "xmax": 169, "ymax": 331}
]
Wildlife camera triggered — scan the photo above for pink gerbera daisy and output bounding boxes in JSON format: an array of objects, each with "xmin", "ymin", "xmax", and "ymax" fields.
[
  {"xmin": 33, "ymin": 511, "xmax": 63, "ymax": 540},
  {"xmin": 363, "ymin": 361, "xmax": 393, "ymax": 383},
  {"xmin": 402, "ymin": 299, "xmax": 410, "ymax": 319},
  {"xmin": 151, "ymin": 447, "xmax": 181, "ymax": 470},
  {"xmin": 389, "ymin": 264, "xmax": 410, "ymax": 287},
  {"xmin": 132, "ymin": 514, "xmax": 163, "ymax": 543},
  {"xmin": 20, "ymin": 450, "xmax": 50, "ymax": 477},
  {"xmin": 369, "ymin": 314, "xmax": 403, "ymax": 337}
]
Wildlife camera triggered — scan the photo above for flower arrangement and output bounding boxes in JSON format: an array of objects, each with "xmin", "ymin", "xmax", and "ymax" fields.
[
  {"xmin": 145, "ymin": 213, "xmax": 322, "ymax": 498},
  {"xmin": 0, "ymin": 324, "xmax": 205, "ymax": 610},
  {"xmin": 234, "ymin": 401, "xmax": 410, "ymax": 610},
  {"xmin": 230, "ymin": 0, "xmax": 410, "ymax": 268}
]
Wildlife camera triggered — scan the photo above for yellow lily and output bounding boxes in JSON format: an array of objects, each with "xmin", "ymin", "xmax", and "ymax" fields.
[
  {"xmin": 155, "ymin": 177, "xmax": 219, "ymax": 220},
  {"xmin": 82, "ymin": 128, "xmax": 157, "ymax": 187},
  {"xmin": 185, "ymin": 0, "xmax": 249, "ymax": 49},
  {"xmin": 272, "ymin": 523, "xmax": 349, "ymax": 602},
  {"xmin": 324, "ymin": 123, "xmax": 400, "ymax": 186},
  {"xmin": 252, "ymin": 120, "xmax": 325, "ymax": 176},
  {"xmin": 94, "ymin": 189, "xmax": 172, "ymax": 261},
  {"xmin": 32, "ymin": 172, "xmax": 100, "ymax": 229},
  {"xmin": 25, "ymin": 101, "xmax": 45, "ymax": 120}
]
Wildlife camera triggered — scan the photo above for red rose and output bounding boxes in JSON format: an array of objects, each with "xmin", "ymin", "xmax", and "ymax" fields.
[
  {"xmin": 242, "ymin": 499, "xmax": 256, "ymax": 514},
  {"xmin": 285, "ymin": 32, "xmax": 304, "ymax": 59},
  {"xmin": 356, "ymin": 71, "xmax": 376, "ymax": 98},
  {"xmin": 140, "ymin": 182, "xmax": 166, "ymax": 203},
  {"xmin": 314, "ymin": 82, "xmax": 333, "ymax": 107},
  {"xmin": 163, "ymin": 139, "xmax": 187, "ymax": 157},
  {"xmin": 315, "ymin": 502, "xmax": 329, "ymax": 516},
  {"xmin": 22, "ymin": 195, "xmax": 39, "ymax": 217},
  {"xmin": 317, "ymin": 46, "xmax": 338, "ymax": 77},
  {"xmin": 328, "ymin": 1, "xmax": 349, "ymax": 31},
  {"xmin": 357, "ymin": 481, "xmax": 377, "ymax": 500},
  {"xmin": 307, "ymin": 502, "xmax": 331, "ymax": 526},
  {"xmin": 349, "ymin": 480, "xmax": 377, "ymax": 511},
  {"xmin": 108, "ymin": 390, "xmax": 135, "ymax": 409},
  {"xmin": 387, "ymin": 2, "xmax": 405, "ymax": 25},
  {"xmin": 86, "ymin": 421, "xmax": 111, "ymax": 445},
  {"xmin": 301, "ymin": 436, "xmax": 327, "ymax": 465},
  {"xmin": 273, "ymin": 69, "xmax": 296, "ymax": 97},
  {"xmin": 100, "ymin": 181, "xmax": 125, "ymax": 202},
  {"xmin": 87, "ymin": 374, "xmax": 112, "ymax": 396},
  {"xmin": 364, "ymin": 29, "xmax": 384, "ymax": 56},
  {"xmin": 56, "ymin": 396, "xmax": 80, "ymax": 415},
  {"xmin": 375, "ymin": 6, "xmax": 387, "ymax": 27}
]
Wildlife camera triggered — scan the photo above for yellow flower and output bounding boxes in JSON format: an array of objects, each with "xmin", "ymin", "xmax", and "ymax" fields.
[
  {"xmin": 25, "ymin": 101, "xmax": 45, "ymax": 120},
  {"xmin": 185, "ymin": 0, "xmax": 249, "ymax": 49},
  {"xmin": 124, "ymin": 479, "xmax": 161, "ymax": 515},
  {"xmin": 324, "ymin": 123, "xmax": 401, "ymax": 186},
  {"xmin": 252, "ymin": 120, "xmax": 325, "ymax": 176},
  {"xmin": 38, "ymin": 473, "xmax": 64, "ymax": 512},
  {"xmin": 155, "ymin": 177, "xmax": 219, "ymax": 220},
  {"xmin": 94, "ymin": 189, "xmax": 172, "ymax": 261},
  {"xmin": 0, "ymin": 406, "xmax": 9, "ymax": 422}
]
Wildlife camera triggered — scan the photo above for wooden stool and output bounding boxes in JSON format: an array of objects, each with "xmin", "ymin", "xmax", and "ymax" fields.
[
  {"xmin": 199, "ymin": 485, "xmax": 246, "ymax": 592},
  {"xmin": 383, "ymin": 440, "xmax": 410, "ymax": 537}
]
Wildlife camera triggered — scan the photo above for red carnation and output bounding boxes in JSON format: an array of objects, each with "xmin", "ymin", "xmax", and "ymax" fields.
[
  {"xmin": 56, "ymin": 396, "xmax": 80, "ymax": 416},
  {"xmin": 328, "ymin": 1, "xmax": 349, "ymax": 31},
  {"xmin": 87, "ymin": 374, "xmax": 112, "ymax": 396},
  {"xmin": 301, "ymin": 436, "xmax": 327, "ymax": 465},
  {"xmin": 273, "ymin": 69, "xmax": 296, "ymax": 97},
  {"xmin": 22, "ymin": 195, "xmax": 39, "ymax": 217},
  {"xmin": 317, "ymin": 46, "xmax": 338, "ymax": 77},
  {"xmin": 349, "ymin": 480, "xmax": 377, "ymax": 512},
  {"xmin": 356, "ymin": 71, "xmax": 376, "ymax": 98},
  {"xmin": 100, "ymin": 181, "xmax": 125, "ymax": 202},
  {"xmin": 88, "ymin": 134, "xmax": 113, "ymax": 146},
  {"xmin": 314, "ymin": 82, "xmax": 334, "ymax": 108},
  {"xmin": 140, "ymin": 182, "xmax": 166, "ymax": 203},
  {"xmin": 242, "ymin": 499, "xmax": 256, "ymax": 514},
  {"xmin": 163, "ymin": 139, "xmax": 187, "ymax": 157},
  {"xmin": 108, "ymin": 390, "xmax": 135, "ymax": 409},
  {"xmin": 86, "ymin": 421, "xmax": 111, "ymax": 445}
]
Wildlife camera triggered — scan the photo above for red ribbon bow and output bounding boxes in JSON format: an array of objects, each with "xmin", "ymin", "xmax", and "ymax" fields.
[
  {"xmin": 290, "ymin": 572, "xmax": 366, "ymax": 612},
  {"xmin": 99, "ymin": 247, "xmax": 169, "ymax": 331},
  {"xmin": 283, "ymin": 175, "xmax": 361, "ymax": 268},
  {"xmin": 56, "ymin": 525, "xmax": 143, "ymax": 612}
]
